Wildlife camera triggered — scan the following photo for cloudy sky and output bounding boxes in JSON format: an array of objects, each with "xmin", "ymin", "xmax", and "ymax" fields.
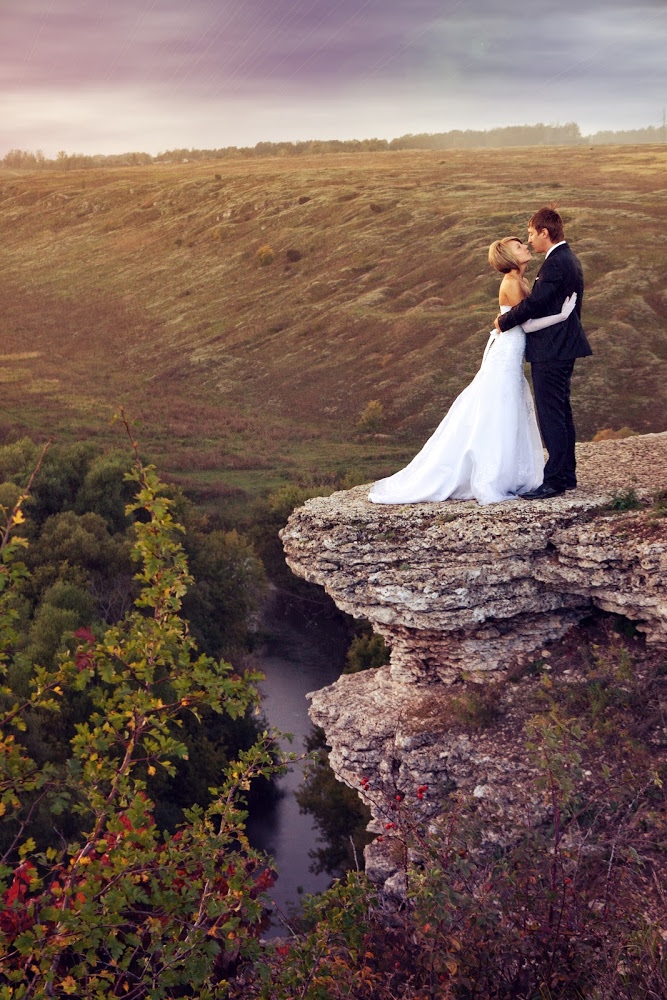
[{"xmin": 1, "ymin": 0, "xmax": 665, "ymax": 157}]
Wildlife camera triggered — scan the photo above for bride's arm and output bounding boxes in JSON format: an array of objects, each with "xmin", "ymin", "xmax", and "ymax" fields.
[{"xmin": 522, "ymin": 293, "xmax": 577, "ymax": 332}]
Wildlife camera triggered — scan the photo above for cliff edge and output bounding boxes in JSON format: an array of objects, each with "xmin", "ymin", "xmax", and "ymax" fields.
[
  {"xmin": 282, "ymin": 434, "xmax": 667, "ymax": 683},
  {"xmin": 280, "ymin": 433, "xmax": 667, "ymax": 892}
]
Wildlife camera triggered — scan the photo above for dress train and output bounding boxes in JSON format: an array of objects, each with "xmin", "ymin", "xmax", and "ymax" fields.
[{"xmin": 368, "ymin": 310, "xmax": 544, "ymax": 506}]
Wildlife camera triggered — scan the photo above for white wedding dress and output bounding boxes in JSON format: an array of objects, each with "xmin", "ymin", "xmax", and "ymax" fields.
[{"xmin": 368, "ymin": 307, "xmax": 544, "ymax": 506}]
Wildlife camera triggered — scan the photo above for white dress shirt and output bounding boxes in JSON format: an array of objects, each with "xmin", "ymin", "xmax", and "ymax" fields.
[{"xmin": 544, "ymin": 240, "xmax": 566, "ymax": 260}]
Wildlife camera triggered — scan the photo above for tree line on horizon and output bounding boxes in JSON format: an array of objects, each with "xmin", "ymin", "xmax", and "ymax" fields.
[{"xmin": 2, "ymin": 121, "xmax": 665, "ymax": 171}]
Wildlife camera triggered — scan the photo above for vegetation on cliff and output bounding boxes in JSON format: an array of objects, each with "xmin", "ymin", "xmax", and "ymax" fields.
[{"xmin": 230, "ymin": 615, "xmax": 667, "ymax": 1000}]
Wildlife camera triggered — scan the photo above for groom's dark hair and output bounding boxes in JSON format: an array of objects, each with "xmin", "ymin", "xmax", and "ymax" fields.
[{"xmin": 529, "ymin": 206, "xmax": 565, "ymax": 242}]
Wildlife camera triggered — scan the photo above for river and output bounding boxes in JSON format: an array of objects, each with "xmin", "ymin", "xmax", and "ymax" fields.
[{"xmin": 246, "ymin": 591, "xmax": 350, "ymax": 933}]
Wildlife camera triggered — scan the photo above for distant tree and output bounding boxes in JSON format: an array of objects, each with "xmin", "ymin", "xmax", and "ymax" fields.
[
  {"xmin": 26, "ymin": 440, "xmax": 99, "ymax": 525},
  {"xmin": 5, "ymin": 121, "xmax": 664, "ymax": 175},
  {"xmin": 587, "ymin": 125, "xmax": 664, "ymax": 145},
  {"xmin": 0, "ymin": 437, "xmax": 40, "ymax": 483},
  {"xmin": 23, "ymin": 581, "xmax": 96, "ymax": 673},
  {"xmin": 183, "ymin": 529, "xmax": 267, "ymax": 658},
  {"xmin": 2, "ymin": 149, "xmax": 40, "ymax": 169},
  {"xmin": 357, "ymin": 400, "xmax": 385, "ymax": 434},
  {"xmin": 74, "ymin": 449, "xmax": 136, "ymax": 532}
]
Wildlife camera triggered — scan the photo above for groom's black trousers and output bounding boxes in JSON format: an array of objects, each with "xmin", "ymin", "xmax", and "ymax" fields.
[{"xmin": 531, "ymin": 360, "xmax": 577, "ymax": 489}]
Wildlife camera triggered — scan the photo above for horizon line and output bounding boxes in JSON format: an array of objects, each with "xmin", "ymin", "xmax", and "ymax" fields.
[{"xmin": 2, "ymin": 119, "xmax": 666, "ymax": 163}]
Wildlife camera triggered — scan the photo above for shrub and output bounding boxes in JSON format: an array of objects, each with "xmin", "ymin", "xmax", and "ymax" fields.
[
  {"xmin": 227, "ymin": 622, "xmax": 667, "ymax": 1000},
  {"xmin": 447, "ymin": 684, "xmax": 500, "ymax": 730},
  {"xmin": 256, "ymin": 244, "xmax": 275, "ymax": 266},
  {"xmin": 356, "ymin": 400, "xmax": 385, "ymax": 434},
  {"xmin": 650, "ymin": 488, "xmax": 667, "ymax": 518},
  {"xmin": 592, "ymin": 426, "xmax": 637, "ymax": 442},
  {"xmin": 344, "ymin": 630, "xmax": 390, "ymax": 674},
  {"xmin": 606, "ymin": 486, "xmax": 642, "ymax": 511},
  {"xmin": 0, "ymin": 431, "xmax": 291, "ymax": 998}
]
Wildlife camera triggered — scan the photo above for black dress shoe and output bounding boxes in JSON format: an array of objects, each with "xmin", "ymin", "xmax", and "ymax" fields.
[{"xmin": 519, "ymin": 484, "xmax": 566, "ymax": 500}]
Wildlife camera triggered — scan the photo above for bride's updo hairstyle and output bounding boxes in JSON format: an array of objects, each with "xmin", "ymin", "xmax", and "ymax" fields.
[{"xmin": 488, "ymin": 236, "xmax": 522, "ymax": 274}]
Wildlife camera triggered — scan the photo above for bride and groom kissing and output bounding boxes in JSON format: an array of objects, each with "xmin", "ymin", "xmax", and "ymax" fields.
[{"xmin": 369, "ymin": 206, "xmax": 592, "ymax": 506}]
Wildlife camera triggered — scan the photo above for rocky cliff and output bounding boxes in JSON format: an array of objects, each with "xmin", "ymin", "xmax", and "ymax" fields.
[{"xmin": 280, "ymin": 433, "xmax": 667, "ymax": 892}]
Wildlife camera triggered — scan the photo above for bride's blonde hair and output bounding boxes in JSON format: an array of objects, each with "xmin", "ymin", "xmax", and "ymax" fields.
[{"xmin": 488, "ymin": 237, "xmax": 521, "ymax": 274}]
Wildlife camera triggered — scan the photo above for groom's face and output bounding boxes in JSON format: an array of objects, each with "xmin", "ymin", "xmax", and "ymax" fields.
[{"xmin": 528, "ymin": 225, "xmax": 551, "ymax": 254}]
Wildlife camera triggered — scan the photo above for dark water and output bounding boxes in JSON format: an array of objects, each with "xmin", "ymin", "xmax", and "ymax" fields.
[{"xmin": 246, "ymin": 593, "xmax": 348, "ymax": 933}]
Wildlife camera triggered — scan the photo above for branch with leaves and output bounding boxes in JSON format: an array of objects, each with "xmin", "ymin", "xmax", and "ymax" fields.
[{"xmin": 0, "ymin": 424, "xmax": 293, "ymax": 999}]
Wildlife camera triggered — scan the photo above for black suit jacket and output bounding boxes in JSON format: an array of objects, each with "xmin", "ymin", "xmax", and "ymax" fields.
[{"xmin": 497, "ymin": 243, "xmax": 592, "ymax": 363}]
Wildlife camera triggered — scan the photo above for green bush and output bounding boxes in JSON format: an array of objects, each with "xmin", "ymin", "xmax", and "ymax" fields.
[
  {"xmin": 606, "ymin": 486, "xmax": 642, "ymax": 511},
  {"xmin": 256, "ymin": 244, "xmax": 275, "ymax": 266},
  {"xmin": 0, "ymin": 438, "xmax": 290, "ymax": 997},
  {"xmin": 183, "ymin": 528, "xmax": 267, "ymax": 658},
  {"xmin": 356, "ymin": 399, "xmax": 385, "ymax": 434},
  {"xmin": 344, "ymin": 630, "xmax": 390, "ymax": 674}
]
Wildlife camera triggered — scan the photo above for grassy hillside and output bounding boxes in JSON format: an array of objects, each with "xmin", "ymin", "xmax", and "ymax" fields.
[{"xmin": 1, "ymin": 145, "xmax": 665, "ymax": 505}]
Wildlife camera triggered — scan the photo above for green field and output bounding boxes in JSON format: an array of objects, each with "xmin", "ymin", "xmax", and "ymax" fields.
[{"xmin": 2, "ymin": 144, "xmax": 666, "ymax": 508}]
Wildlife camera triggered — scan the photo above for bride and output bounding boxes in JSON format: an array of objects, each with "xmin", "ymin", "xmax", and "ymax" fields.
[{"xmin": 368, "ymin": 237, "xmax": 576, "ymax": 506}]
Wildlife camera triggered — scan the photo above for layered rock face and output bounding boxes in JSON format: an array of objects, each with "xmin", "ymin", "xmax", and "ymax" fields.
[
  {"xmin": 281, "ymin": 433, "xmax": 667, "ymax": 890},
  {"xmin": 282, "ymin": 434, "xmax": 667, "ymax": 682}
]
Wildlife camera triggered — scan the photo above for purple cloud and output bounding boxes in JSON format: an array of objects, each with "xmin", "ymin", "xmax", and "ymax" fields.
[{"xmin": 1, "ymin": 0, "xmax": 665, "ymax": 155}]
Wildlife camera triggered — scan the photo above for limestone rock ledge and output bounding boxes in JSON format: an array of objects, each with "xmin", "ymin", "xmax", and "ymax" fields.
[
  {"xmin": 280, "ymin": 433, "xmax": 667, "ymax": 893},
  {"xmin": 281, "ymin": 433, "xmax": 667, "ymax": 684}
]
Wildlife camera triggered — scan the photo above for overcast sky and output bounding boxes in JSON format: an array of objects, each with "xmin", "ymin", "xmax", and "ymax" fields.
[{"xmin": 1, "ymin": 0, "xmax": 665, "ymax": 157}]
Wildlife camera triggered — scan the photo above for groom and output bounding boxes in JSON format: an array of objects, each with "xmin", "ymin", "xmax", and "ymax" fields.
[{"xmin": 494, "ymin": 206, "xmax": 592, "ymax": 499}]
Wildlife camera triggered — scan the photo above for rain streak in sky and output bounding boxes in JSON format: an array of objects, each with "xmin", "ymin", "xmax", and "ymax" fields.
[{"xmin": 1, "ymin": 0, "xmax": 665, "ymax": 155}]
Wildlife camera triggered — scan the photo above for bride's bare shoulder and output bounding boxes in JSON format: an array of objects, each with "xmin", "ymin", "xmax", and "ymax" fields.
[{"xmin": 499, "ymin": 272, "xmax": 529, "ymax": 308}]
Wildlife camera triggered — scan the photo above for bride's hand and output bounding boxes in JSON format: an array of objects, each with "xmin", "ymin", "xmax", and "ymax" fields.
[{"xmin": 561, "ymin": 292, "xmax": 577, "ymax": 317}]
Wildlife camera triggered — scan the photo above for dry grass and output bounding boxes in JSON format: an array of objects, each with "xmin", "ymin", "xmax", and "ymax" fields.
[{"xmin": 1, "ymin": 146, "xmax": 666, "ymax": 501}]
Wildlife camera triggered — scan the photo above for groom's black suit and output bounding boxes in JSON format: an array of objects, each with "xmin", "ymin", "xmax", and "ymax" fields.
[{"xmin": 497, "ymin": 243, "xmax": 592, "ymax": 490}]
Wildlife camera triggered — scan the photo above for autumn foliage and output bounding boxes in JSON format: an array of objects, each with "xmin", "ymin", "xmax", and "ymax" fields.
[{"xmin": 0, "ymin": 429, "xmax": 287, "ymax": 998}]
